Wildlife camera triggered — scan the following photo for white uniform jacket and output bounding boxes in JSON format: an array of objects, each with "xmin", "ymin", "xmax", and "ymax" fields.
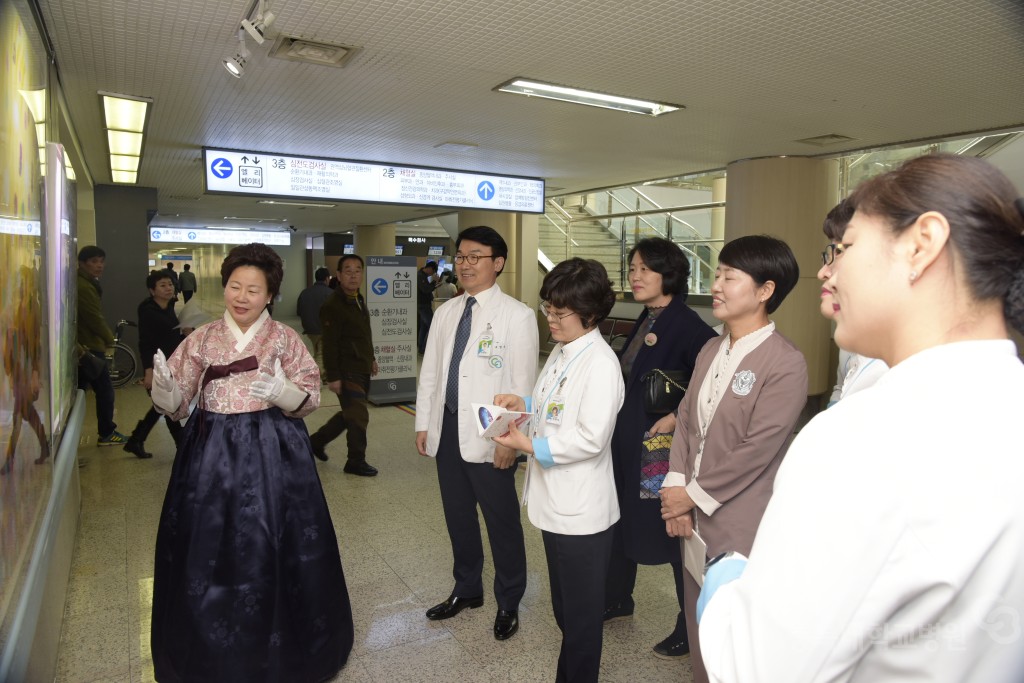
[
  {"xmin": 415, "ymin": 283, "xmax": 538, "ymax": 463},
  {"xmin": 700, "ymin": 340, "xmax": 1024, "ymax": 683},
  {"xmin": 522, "ymin": 327, "xmax": 624, "ymax": 536}
]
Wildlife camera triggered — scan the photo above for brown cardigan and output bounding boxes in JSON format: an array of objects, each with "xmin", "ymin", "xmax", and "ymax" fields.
[{"xmin": 668, "ymin": 331, "xmax": 808, "ymax": 558}]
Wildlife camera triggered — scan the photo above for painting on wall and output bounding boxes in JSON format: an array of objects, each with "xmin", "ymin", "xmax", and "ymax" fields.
[{"xmin": 0, "ymin": 0, "xmax": 52, "ymax": 647}]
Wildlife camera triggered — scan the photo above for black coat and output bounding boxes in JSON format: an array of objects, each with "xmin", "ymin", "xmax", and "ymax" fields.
[
  {"xmin": 610, "ymin": 295, "xmax": 717, "ymax": 565},
  {"xmin": 137, "ymin": 297, "xmax": 184, "ymax": 370}
]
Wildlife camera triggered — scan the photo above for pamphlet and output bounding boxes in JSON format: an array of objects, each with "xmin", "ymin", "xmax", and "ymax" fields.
[{"xmin": 472, "ymin": 403, "xmax": 531, "ymax": 439}]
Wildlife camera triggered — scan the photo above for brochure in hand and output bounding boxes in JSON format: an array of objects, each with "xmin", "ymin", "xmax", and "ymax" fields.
[{"xmin": 472, "ymin": 403, "xmax": 531, "ymax": 439}]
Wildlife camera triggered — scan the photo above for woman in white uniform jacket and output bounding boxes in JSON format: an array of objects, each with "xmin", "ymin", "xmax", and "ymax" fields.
[
  {"xmin": 697, "ymin": 154, "xmax": 1024, "ymax": 683},
  {"xmin": 495, "ymin": 258, "xmax": 624, "ymax": 683}
]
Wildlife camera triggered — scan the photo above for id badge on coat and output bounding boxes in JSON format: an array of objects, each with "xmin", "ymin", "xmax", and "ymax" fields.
[
  {"xmin": 477, "ymin": 334, "xmax": 493, "ymax": 357},
  {"xmin": 545, "ymin": 394, "xmax": 565, "ymax": 425}
]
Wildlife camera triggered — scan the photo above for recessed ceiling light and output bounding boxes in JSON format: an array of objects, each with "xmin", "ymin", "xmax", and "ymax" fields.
[
  {"xmin": 434, "ymin": 141, "xmax": 478, "ymax": 152},
  {"xmin": 494, "ymin": 78, "xmax": 682, "ymax": 117},
  {"xmin": 99, "ymin": 91, "xmax": 151, "ymax": 184}
]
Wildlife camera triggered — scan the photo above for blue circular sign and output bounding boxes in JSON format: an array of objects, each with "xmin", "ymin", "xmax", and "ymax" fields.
[
  {"xmin": 477, "ymin": 181, "xmax": 495, "ymax": 201},
  {"xmin": 371, "ymin": 278, "xmax": 389, "ymax": 295},
  {"xmin": 152, "ymin": 230, "xmax": 162, "ymax": 239},
  {"xmin": 211, "ymin": 158, "xmax": 233, "ymax": 179},
  {"xmin": 187, "ymin": 231, "xmax": 197, "ymax": 240}
]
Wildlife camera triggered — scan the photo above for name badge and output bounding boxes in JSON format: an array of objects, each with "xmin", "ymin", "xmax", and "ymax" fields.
[
  {"xmin": 477, "ymin": 334, "xmax": 493, "ymax": 357},
  {"xmin": 545, "ymin": 394, "xmax": 565, "ymax": 425}
]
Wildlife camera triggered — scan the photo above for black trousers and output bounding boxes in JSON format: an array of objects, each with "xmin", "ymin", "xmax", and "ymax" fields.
[
  {"xmin": 78, "ymin": 351, "xmax": 118, "ymax": 438},
  {"xmin": 436, "ymin": 409, "xmax": 526, "ymax": 609},
  {"xmin": 130, "ymin": 406, "xmax": 184, "ymax": 448},
  {"xmin": 543, "ymin": 526, "xmax": 614, "ymax": 683},
  {"xmin": 605, "ymin": 521, "xmax": 688, "ymax": 634},
  {"xmin": 310, "ymin": 373, "xmax": 369, "ymax": 463}
]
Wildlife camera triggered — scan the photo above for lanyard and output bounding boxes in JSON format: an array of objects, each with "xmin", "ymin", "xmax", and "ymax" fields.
[{"xmin": 535, "ymin": 341, "xmax": 594, "ymax": 430}]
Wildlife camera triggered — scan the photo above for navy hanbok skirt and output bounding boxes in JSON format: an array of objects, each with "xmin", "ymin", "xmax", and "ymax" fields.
[{"xmin": 151, "ymin": 408, "xmax": 353, "ymax": 682}]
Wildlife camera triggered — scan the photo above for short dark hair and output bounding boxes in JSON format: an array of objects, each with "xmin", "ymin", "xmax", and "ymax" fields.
[
  {"xmin": 220, "ymin": 243, "xmax": 284, "ymax": 298},
  {"xmin": 78, "ymin": 245, "xmax": 105, "ymax": 262},
  {"xmin": 314, "ymin": 266, "xmax": 331, "ymax": 282},
  {"xmin": 456, "ymin": 226, "xmax": 508, "ymax": 275},
  {"xmin": 540, "ymin": 258, "xmax": 616, "ymax": 329},
  {"xmin": 146, "ymin": 270, "xmax": 173, "ymax": 290},
  {"xmin": 183, "ymin": 264, "xmax": 191, "ymax": 271},
  {"xmin": 822, "ymin": 198, "xmax": 854, "ymax": 241},
  {"xmin": 718, "ymin": 235, "xmax": 799, "ymax": 314},
  {"xmin": 628, "ymin": 237, "xmax": 691, "ymax": 299},
  {"xmin": 423, "ymin": 260, "xmax": 438, "ymax": 273},
  {"xmin": 337, "ymin": 254, "xmax": 364, "ymax": 271},
  {"xmin": 849, "ymin": 153, "xmax": 1024, "ymax": 334},
  {"xmin": 166, "ymin": 262, "xmax": 175, "ymax": 269}
]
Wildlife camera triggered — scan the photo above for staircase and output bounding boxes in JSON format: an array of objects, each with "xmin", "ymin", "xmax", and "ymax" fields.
[{"xmin": 538, "ymin": 203, "xmax": 626, "ymax": 289}]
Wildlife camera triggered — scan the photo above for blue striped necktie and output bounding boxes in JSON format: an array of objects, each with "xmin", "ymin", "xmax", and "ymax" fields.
[{"xmin": 445, "ymin": 296, "xmax": 476, "ymax": 412}]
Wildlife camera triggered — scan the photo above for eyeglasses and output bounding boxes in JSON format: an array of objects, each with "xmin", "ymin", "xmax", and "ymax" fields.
[
  {"xmin": 821, "ymin": 243, "xmax": 846, "ymax": 266},
  {"xmin": 453, "ymin": 254, "xmax": 496, "ymax": 265},
  {"xmin": 540, "ymin": 302, "xmax": 577, "ymax": 321}
]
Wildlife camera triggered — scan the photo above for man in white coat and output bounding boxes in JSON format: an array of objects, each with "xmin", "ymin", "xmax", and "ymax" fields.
[{"xmin": 415, "ymin": 225, "xmax": 539, "ymax": 642}]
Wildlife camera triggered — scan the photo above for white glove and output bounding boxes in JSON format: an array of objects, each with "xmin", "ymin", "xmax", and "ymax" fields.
[
  {"xmin": 151, "ymin": 349, "xmax": 182, "ymax": 413},
  {"xmin": 250, "ymin": 358, "xmax": 308, "ymax": 412}
]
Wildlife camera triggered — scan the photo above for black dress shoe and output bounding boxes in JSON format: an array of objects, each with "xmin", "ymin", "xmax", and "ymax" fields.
[
  {"xmin": 493, "ymin": 609, "xmax": 519, "ymax": 640},
  {"xmin": 602, "ymin": 599, "xmax": 634, "ymax": 622},
  {"xmin": 123, "ymin": 439, "xmax": 153, "ymax": 459},
  {"xmin": 343, "ymin": 460, "xmax": 378, "ymax": 476},
  {"xmin": 311, "ymin": 444, "xmax": 328, "ymax": 462},
  {"xmin": 425, "ymin": 594, "xmax": 484, "ymax": 620}
]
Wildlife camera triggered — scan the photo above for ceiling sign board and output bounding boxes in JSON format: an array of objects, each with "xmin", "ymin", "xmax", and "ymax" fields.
[
  {"xmin": 203, "ymin": 148, "xmax": 545, "ymax": 213},
  {"xmin": 149, "ymin": 227, "xmax": 291, "ymax": 246}
]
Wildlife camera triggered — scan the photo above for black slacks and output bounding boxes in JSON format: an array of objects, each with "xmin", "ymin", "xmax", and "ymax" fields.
[
  {"xmin": 436, "ymin": 409, "xmax": 526, "ymax": 610},
  {"xmin": 543, "ymin": 526, "xmax": 614, "ymax": 683}
]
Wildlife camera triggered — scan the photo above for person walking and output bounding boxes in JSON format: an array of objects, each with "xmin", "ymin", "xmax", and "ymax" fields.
[
  {"xmin": 296, "ymin": 266, "xmax": 333, "ymax": 377},
  {"xmin": 123, "ymin": 270, "xmax": 186, "ymax": 459},
  {"xmin": 178, "ymin": 263, "xmax": 197, "ymax": 302},
  {"xmin": 164, "ymin": 262, "xmax": 180, "ymax": 295},
  {"xmin": 308, "ymin": 256, "xmax": 379, "ymax": 476}
]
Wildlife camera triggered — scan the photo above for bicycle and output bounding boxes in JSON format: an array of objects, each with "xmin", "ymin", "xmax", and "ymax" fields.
[{"xmin": 109, "ymin": 319, "xmax": 140, "ymax": 389}]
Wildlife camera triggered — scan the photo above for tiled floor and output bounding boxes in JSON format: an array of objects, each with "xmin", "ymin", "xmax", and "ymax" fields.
[{"xmin": 57, "ymin": 378, "xmax": 694, "ymax": 682}]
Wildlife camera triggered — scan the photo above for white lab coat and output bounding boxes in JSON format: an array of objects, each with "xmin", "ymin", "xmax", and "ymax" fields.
[
  {"xmin": 522, "ymin": 327, "xmax": 624, "ymax": 536},
  {"xmin": 700, "ymin": 340, "xmax": 1024, "ymax": 683},
  {"xmin": 415, "ymin": 283, "xmax": 538, "ymax": 463}
]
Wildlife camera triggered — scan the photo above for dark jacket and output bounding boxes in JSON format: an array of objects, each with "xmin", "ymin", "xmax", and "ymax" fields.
[
  {"xmin": 296, "ymin": 281, "xmax": 333, "ymax": 335},
  {"xmin": 417, "ymin": 269, "xmax": 436, "ymax": 308},
  {"xmin": 77, "ymin": 268, "xmax": 115, "ymax": 352},
  {"xmin": 320, "ymin": 289, "xmax": 374, "ymax": 380},
  {"xmin": 137, "ymin": 297, "xmax": 184, "ymax": 370},
  {"xmin": 165, "ymin": 268, "xmax": 180, "ymax": 293},
  {"xmin": 610, "ymin": 295, "xmax": 717, "ymax": 565}
]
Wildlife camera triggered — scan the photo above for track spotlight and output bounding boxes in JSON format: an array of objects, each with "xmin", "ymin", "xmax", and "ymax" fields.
[
  {"xmin": 223, "ymin": 30, "xmax": 250, "ymax": 77},
  {"xmin": 241, "ymin": 0, "xmax": 276, "ymax": 45}
]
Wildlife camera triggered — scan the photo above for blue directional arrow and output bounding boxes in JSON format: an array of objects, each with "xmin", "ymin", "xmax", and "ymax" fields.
[
  {"xmin": 152, "ymin": 230, "xmax": 162, "ymax": 239},
  {"xmin": 371, "ymin": 278, "xmax": 389, "ymax": 295},
  {"xmin": 188, "ymin": 231, "xmax": 197, "ymax": 240},
  {"xmin": 477, "ymin": 181, "xmax": 495, "ymax": 201},
  {"xmin": 211, "ymin": 158, "xmax": 233, "ymax": 178}
]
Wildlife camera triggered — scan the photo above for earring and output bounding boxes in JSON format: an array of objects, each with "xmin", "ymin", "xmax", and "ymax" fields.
[{"xmin": 909, "ymin": 271, "xmax": 918, "ymax": 283}]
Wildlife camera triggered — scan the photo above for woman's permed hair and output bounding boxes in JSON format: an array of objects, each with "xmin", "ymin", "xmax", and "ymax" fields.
[
  {"xmin": 540, "ymin": 258, "xmax": 616, "ymax": 329},
  {"xmin": 220, "ymin": 243, "xmax": 284, "ymax": 298},
  {"xmin": 628, "ymin": 237, "xmax": 692, "ymax": 299},
  {"xmin": 848, "ymin": 153, "xmax": 1024, "ymax": 333},
  {"xmin": 718, "ymin": 235, "xmax": 800, "ymax": 314}
]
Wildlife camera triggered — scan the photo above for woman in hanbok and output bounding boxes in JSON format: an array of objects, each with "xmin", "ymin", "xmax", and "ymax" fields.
[
  {"xmin": 149, "ymin": 243, "xmax": 353, "ymax": 682},
  {"xmin": 696, "ymin": 154, "xmax": 1024, "ymax": 683}
]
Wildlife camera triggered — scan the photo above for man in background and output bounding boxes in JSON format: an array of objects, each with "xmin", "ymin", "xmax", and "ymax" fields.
[
  {"xmin": 77, "ymin": 246, "xmax": 128, "ymax": 446},
  {"xmin": 417, "ymin": 260, "xmax": 440, "ymax": 354},
  {"xmin": 308, "ymin": 256, "xmax": 379, "ymax": 476},
  {"xmin": 178, "ymin": 263, "xmax": 197, "ymax": 302},
  {"xmin": 297, "ymin": 267, "xmax": 333, "ymax": 377},
  {"xmin": 164, "ymin": 262, "xmax": 180, "ymax": 295}
]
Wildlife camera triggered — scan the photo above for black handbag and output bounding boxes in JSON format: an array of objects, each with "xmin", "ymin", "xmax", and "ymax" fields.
[
  {"xmin": 78, "ymin": 350, "xmax": 108, "ymax": 383},
  {"xmin": 641, "ymin": 369, "xmax": 687, "ymax": 414}
]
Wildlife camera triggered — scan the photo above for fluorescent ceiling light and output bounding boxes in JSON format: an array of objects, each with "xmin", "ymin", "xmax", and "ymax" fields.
[
  {"xmin": 107, "ymin": 130, "xmax": 143, "ymax": 156},
  {"xmin": 495, "ymin": 78, "xmax": 683, "ymax": 117},
  {"xmin": 112, "ymin": 170, "xmax": 138, "ymax": 184},
  {"xmin": 110, "ymin": 154, "xmax": 140, "ymax": 172},
  {"xmin": 258, "ymin": 200, "xmax": 336, "ymax": 208},
  {"xmin": 101, "ymin": 95, "xmax": 149, "ymax": 132},
  {"xmin": 18, "ymin": 89, "xmax": 46, "ymax": 122},
  {"xmin": 100, "ymin": 91, "xmax": 151, "ymax": 185}
]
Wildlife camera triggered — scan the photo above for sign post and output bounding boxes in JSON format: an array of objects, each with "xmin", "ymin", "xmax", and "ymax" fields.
[{"xmin": 365, "ymin": 255, "xmax": 418, "ymax": 405}]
